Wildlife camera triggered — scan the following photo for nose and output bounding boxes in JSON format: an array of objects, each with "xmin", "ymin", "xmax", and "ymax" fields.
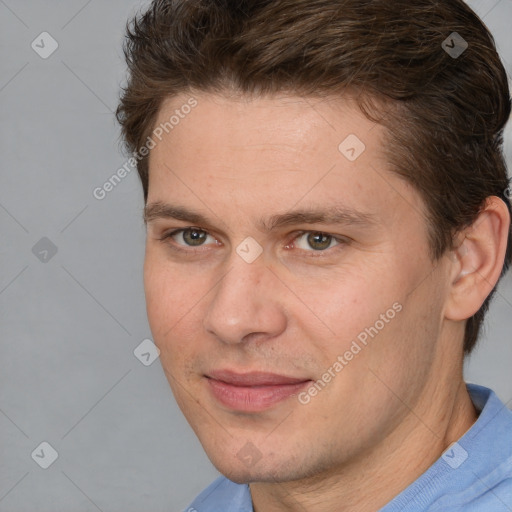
[{"xmin": 202, "ymin": 252, "xmax": 287, "ymax": 346}]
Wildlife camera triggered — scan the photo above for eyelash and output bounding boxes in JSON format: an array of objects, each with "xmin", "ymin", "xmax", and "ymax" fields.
[{"xmin": 157, "ymin": 227, "xmax": 349, "ymax": 258}]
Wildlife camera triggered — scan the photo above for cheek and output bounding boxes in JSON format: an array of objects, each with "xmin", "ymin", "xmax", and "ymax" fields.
[
  {"xmin": 289, "ymin": 268, "xmax": 393, "ymax": 343},
  {"xmin": 143, "ymin": 256, "xmax": 199, "ymax": 353},
  {"xmin": 144, "ymin": 250, "xmax": 188, "ymax": 315},
  {"xmin": 143, "ymin": 257, "xmax": 220, "ymax": 395}
]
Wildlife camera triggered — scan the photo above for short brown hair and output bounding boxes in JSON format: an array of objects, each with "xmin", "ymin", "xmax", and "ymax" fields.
[{"xmin": 115, "ymin": 0, "xmax": 512, "ymax": 354}]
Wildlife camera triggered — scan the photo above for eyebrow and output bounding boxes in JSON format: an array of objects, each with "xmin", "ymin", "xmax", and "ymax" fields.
[{"xmin": 143, "ymin": 201, "xmax": 378, "ymax": 232}]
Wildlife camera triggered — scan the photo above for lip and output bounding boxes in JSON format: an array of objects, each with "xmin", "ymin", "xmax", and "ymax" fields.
[
  {"xmin": 205, "ymin": 370, "xmax": 312, "ymax": 412},
  {"xmin": 208, "ymin": 369, "xmax": 310, "ymax": 386}
]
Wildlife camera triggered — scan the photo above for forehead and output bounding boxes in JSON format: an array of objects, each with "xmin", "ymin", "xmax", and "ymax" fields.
[
  {"xmin": 150, "ymin": 92, "xmax": 381, "ymax": 155},
  {"xmin": 145, "ymin": 91, "xmax": 424, "ymax": 233},
  {"xmin": 148, "ymin": 92, "xmax": 386, "ymax": 183}
]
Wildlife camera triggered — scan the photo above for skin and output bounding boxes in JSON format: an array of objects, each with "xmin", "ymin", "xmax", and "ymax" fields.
[{"xmin": 143, "ymin": 91, "xmax": 510, "ymax": 512}]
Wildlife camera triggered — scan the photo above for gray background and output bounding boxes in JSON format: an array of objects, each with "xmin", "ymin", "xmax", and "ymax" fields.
[{"xmin": 0, "ymin": 0, "xmax": 511, "ymax": 511}]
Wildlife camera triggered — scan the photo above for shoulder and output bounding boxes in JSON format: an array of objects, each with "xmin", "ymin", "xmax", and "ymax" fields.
[{"xmin": 439, "ymin": 472, "xmax": 512, "ymax": 511}]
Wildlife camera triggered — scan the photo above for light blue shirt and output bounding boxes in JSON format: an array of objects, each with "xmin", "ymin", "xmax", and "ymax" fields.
[{"xmin": 184, "ymin": 383, "xmax": 512, "ymax": 511}]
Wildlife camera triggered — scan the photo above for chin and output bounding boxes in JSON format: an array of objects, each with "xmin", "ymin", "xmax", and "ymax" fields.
[
  {"xmin": 214, "ymin": 465, "xmax": 285, "ymax": 485},
  {"xmin": 205, "ymin": 447, "xmax": 306, "ymax": 484}
]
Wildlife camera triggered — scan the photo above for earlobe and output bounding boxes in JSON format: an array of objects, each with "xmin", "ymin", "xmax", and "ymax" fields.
[{"xmin": 445, "ymin": 196, "xmax": 511, "ymax": 322}]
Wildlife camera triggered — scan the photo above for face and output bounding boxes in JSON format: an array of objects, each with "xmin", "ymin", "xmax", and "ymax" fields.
[{"xmin": 144, "ymin": 92, "xmax": 453, "ymax": 483}]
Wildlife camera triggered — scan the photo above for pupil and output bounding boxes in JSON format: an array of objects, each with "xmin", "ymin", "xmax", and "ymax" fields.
[
  {"xmin": 309, "ymin": 232, "xmax": 331, "ymax": 250},
  {"xmin": 186, "ymin": 229, "xmax": 205, "ymax": 245}
]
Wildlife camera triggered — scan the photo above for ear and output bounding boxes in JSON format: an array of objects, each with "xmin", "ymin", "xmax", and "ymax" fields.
[{"xmin": 444, "ymin": 196, "xmax": 511, "ymax": 322}]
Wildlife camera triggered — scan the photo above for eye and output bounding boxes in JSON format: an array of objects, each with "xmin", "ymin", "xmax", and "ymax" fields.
[
  {"xmin": 289, "ymin": 231, "xmax": 344, "ymax": 253},
  {"xmin": 160, "ymin": 227, "xmax": 219, "ymax": 249},
  {"xmin": 158, "ymin": 227, "xmax": 348, "ymax": 257}
]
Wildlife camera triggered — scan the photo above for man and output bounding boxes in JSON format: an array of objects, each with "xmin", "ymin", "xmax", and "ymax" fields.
[{"xmin": 116, "ymin": 0, "xmax": 512, "ymax": 510}]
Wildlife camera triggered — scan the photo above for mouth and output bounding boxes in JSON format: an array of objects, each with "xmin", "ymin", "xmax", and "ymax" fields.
[{"xmin": 205, "ymin": 369, "xmax": 312, "ymax": 412}]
